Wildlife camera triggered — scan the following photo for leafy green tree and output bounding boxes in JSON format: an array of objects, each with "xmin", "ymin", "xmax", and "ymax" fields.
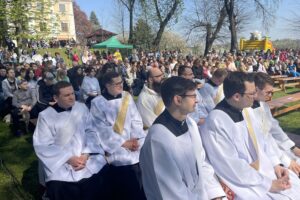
[
  {"xmin": 89, "ymin": 11, "xmax": 101, "ymax": 31},
  {"xmin": 132, "ymin": 18, "xmax": 155, "ymax": 49},
  {"xmin": 0, "ymin": 0, "xmax": 58, "ymax": 47}
]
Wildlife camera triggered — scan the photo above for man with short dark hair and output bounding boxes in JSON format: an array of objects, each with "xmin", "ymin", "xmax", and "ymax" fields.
[
  {"xmin": 140, "ymin": 76, "xmax": 226, "ymax": 200},
  {"xmin": 178, "ymin": 65, "xmax": 207, "ymax": 125},
  {"xmin": 251, "ymin": 72, "xmax": 300, "ymax": 174},
  {"xmin": 197, "ymin": 69, "xmax": 228, "ymax": 124},
  {"xmin": 202, "ymin": 71, "xmax": 300, "ymax": 199},
  {"xmin": 33, "ymin": 81, "xmax": 109, "ymax": 200},
  {"xmin": 90, "ymin": 72, "xmax": 146, "ymax": 200},
  {"xmin": 136, "ymin": 67, "xmax": 165, "ymax": 129}
]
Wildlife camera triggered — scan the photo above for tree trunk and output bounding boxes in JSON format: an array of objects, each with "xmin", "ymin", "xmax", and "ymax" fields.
[
  {"xmin": 204, "ymin": 6, "xmax": 227, "ymax": 56},
  {"xmin": 204, "ymin": 24, "xmax": 212, "ymax": 56},
  {"xmin": 225, "ymin": 0, "xmax": 238, "ymax": 52},
  {"xmin": 229, "ymin": 16, "xmax": 238, "ymax": 52},
  {"xmin": 128, "ymin": 9, "xmax": 133, "ymax": 44},
  {"xmin": 152, "ymin": 0, "xmax": 180, "ymax": 49}
]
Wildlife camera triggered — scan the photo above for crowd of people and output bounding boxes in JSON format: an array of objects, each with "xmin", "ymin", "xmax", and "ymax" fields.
[{"xmin": 1, "ymin": 46, "xmax": 300, "ymax": 199}]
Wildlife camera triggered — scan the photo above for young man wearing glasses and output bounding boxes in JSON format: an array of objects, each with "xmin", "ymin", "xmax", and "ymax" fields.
[
  {"xmin": 201, "ymin": 71, "xmax": 300, "ymax": 199},
  {"xmin": 140, "ymin": 76, "xmax": 226, "ymax": 200},
  {"xmin": 251, "ymin": 72, "xmax": 300, "ymax": 175},
  {"xmin": 90, "ymin": 71, "xmax": 146, "ymax": 200}
]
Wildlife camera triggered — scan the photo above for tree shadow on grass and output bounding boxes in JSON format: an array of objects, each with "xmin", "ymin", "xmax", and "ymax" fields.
[{"xmin": 22, "ymin": 160, "xmax": 43, "ymax": 200}]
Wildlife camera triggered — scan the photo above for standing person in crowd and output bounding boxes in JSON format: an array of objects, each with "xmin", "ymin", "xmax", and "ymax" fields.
[
  {"xmin": 81, "ymin": 67, "xmax": 100, "ymax": 109},
  {"xmin": 72, "ymin": 51, "xmax": 79, "ymax": 62},
  {"xmin": 113, "ymin": 49, "xmax": 123, "ymax": 62},
  {"xmin": 11, "ymin": 79, "xmax": 36, "ymax": 136},
  {"xmin": 252, "ymin": 73, "xmax": 300, "ymax": 172},
  {"xmin": 90, "ymin": 72, "xmax": 146, "ymax": 200},
  {"xmin": 136, "ymin": 68, "xmax": 165, "ymax": 130},
  {"xmin": 33, "ymin": 81, "xmax": 110, "ymax": 200},
  {"xmin": 201, "ymin": 71, "xmax": 300, "ymax": 199},
  {"xmin": 1, "ymin": 68, "xmax": 18, "ymax": 118},
  {"xmin": 140, "ymin": 76, "xmax": 226, "ymax": 200},
  {"xmin": 54, "ymin": 52, "xmax": 64, "ymax": 64}
]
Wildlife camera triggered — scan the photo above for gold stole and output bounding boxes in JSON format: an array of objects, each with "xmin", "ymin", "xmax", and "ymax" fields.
[
  {"xmin": 214, "ymin": 84, "xmax": 224, "ymax": 104},
  {"xmin": 154, "ymin": 99, "xmax": 164, "ymax": 116},
  {"xmin": 260, "ymin": 106, "xmax": 268, "ymax": 136},
  {"xmin": 113, "ymin": 92, "xmax": 130, "ymax": 135},
  {"xmin": 243, "ymin": 109, "xmax": 260, "ymax": 170}
]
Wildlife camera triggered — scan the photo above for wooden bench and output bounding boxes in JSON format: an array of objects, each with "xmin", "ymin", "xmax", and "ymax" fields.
[
  {"xmin": 267, "ymin": 92, "xmax": 300, "ymax": 117},
  {"xmin": 270, "ymin": 75, "xmax": 287, "ymax": 92},
  {"xmin": 277, "ymin": 77, "xmax": 300, "ymax": 93}
]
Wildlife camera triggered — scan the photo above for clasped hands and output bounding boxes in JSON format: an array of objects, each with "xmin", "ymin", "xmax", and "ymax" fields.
[
  {"xmin": 122, "ymin": 138, "xmax": 140, "ymax": 151},
  {"xmin": 270, "ymin": 165, "xmax": 291, "ymax": 193},
  {"xmin": 67, "ymin": 154, "xmax": 89, "ymax": 171}
]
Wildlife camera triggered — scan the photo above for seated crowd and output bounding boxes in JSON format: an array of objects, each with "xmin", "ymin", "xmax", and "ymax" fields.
[{"xmin": 1, "ymin": 48, "xmax": 300, "ymax": 200}]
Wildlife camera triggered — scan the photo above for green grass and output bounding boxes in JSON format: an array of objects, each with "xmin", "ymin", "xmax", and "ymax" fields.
[
  {"xmin": 272, "ymin": 87, "xmax": 300, "ymax": 134},
  {"xmin": 0, "ymin": 87, "xmax": 299, "ymax": 199},
  {"xmin": 36, "ymin": 47, "xmax": 82, "ymax": 67},
  {"xmin": 0, "ymin": 123, "xmax": 39, "ymax": 200}
]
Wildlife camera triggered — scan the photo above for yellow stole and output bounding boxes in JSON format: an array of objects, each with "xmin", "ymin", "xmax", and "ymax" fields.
[
  {"xmin": 214, "ymin": 84, "xmax": 224, "ymax": 104},
  {"xmin": 154, "ymin": 99, "xmax": 164, "ymax": 116},
  {"xmin": 243, "ymin": 109, "xmax": 260, "ymax": 170},
  {"xmin": 113, "ymin": 92, "xmax": 130, "ymax": 135}
]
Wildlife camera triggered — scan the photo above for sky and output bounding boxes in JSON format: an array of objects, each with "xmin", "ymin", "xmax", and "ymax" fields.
[{"xmin": 75, "ymin": 0, "xmax": 300, "ymax": 41}]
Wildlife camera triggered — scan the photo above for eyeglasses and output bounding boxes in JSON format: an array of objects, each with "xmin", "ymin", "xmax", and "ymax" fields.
[
  {"xmin": 263, "ymin": 90, "xmax": 273, "ymax": 96},
  {"xmin": 183, "ymin": 73, "xmax": 194, "ymax": 76},
  {"xmin": 242, "ymin": 91, "xmax": 256, "ymax": 96},
  {"xmin": 179, "ymin": 94, "xmax": 197, "ymax": 99},
  {"xmin": 110, "ymin": 80, "xmax": 123, "ymax": 87}
]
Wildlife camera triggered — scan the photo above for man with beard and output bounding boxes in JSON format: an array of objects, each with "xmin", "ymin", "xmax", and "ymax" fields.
[{"xmin": 136, "ymin": 67, "xmax": 165, "ymax": 130}]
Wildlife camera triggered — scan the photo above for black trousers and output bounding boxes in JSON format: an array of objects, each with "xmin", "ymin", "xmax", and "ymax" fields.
[
  {"xmin": 108, "ymin": 163, "xmax": 146, "ymax": 200},
  {"xmin": 46, "ymin": 164, "xmax": 110, "ymax": 200},
  {"xmin": 0, "ymin": 97, "xmax": 12, "ymax": 118},
  {"xmin": 10, "ymin": 107, "xmax": 22, "ymax": 133}
]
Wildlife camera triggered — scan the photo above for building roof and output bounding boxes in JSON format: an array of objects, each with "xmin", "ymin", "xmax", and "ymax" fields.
[{"xmin": 86, "ymin": 28, "xmax": 117, "ymax": 38}]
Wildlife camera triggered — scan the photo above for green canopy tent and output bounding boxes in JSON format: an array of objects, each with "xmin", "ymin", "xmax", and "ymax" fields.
[{"xmin": 92, "ymin": 36, "xmax": 133, "ymax": 49}]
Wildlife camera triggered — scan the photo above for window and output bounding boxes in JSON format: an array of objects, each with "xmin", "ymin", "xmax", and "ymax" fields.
[
  {"xmin": 61, "ymin": 22, "xmax": 68, "ymax": 32},
  {"xmin": 59, "ymin": 4, "xmax": 66, "ymax": 12}
]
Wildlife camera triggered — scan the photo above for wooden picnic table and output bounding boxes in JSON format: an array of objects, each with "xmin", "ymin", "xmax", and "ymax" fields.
[
  {"xmin": 277, "ymin": 77, "xmax": 300, "ymax": 93},
  {"xmin": 270, "ymin": 75, "xmax": 288, "ymax": 79},
  {"xmin": 267, "ymin": 92, "xmax": 300, "ymax": 116}
]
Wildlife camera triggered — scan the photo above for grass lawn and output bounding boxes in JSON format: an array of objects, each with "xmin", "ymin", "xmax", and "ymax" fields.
[{"xmin": 0, "ymin": 88, "xmax": 299, "ymax": 199}]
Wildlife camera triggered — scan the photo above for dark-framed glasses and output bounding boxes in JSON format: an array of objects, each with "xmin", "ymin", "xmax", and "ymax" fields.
[
  {"xmin": 110, "ymin": 80, "xmax": 123, "ymax": 87},
  {"xmin": 179, "ymin": 94, "xmax": 197, "ymax": 99}
]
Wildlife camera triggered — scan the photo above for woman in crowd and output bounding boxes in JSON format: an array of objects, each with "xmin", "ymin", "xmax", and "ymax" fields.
[{"xmin": 81, "ymin": 66, "xmax": 100, "ymax": 108}]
